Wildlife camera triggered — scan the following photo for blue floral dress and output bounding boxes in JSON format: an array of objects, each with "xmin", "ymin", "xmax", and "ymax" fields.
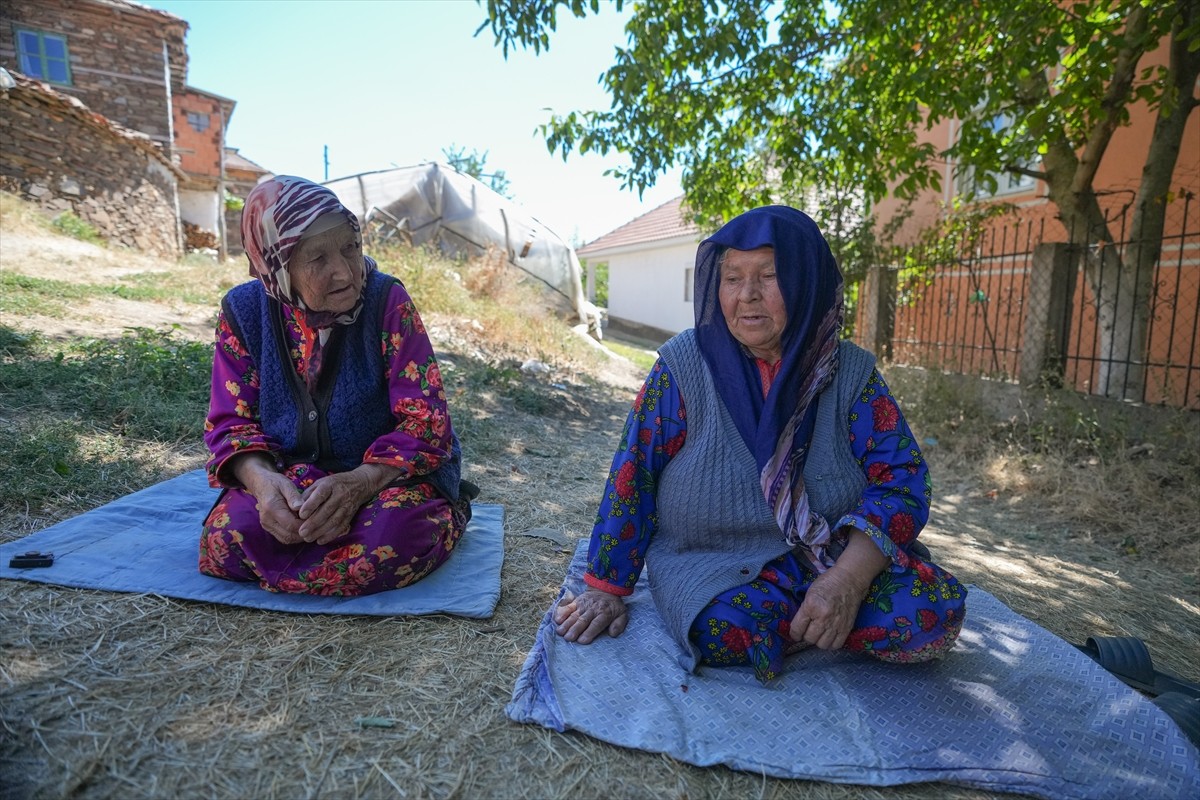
[{"xmin": 584, "ymin": 358, "xmax": 966, "ymax": 682}]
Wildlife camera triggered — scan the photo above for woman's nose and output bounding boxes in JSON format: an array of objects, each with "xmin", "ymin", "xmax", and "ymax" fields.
[
  {"xmin": 740, "ymin": 278, "xmax": 762, "ymax": 300},
  {"xmin": 330, "ymin": 252, "xmax": 354, "ymax": 281}
]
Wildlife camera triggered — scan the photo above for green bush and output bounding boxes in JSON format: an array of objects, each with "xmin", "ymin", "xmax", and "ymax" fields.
[{"xmin": 51, "ymin": 211, "xmax": 105, "ymax": 245}]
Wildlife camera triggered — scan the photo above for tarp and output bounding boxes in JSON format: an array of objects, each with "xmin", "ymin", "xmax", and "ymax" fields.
[{"xmin": 324, "ymin": 163, "xmax": 601, "ymax": 332}]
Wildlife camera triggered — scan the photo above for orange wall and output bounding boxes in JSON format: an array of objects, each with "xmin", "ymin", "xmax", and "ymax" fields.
[
  {"xmin": 871, "ymin": 207, "xmax": 1200, "ymax": 409},
  {"xmin": 173, "ymin": 92, "xmax": 223, "ymax": 178},
  {"xmin": 874, "ymin": 44, "xmax": 1200, "ymax": 243}
]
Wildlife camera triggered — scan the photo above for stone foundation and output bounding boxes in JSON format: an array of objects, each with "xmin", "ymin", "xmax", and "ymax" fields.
[{"xmin": 0, "ymin": 74, "xmax": 182, "ymax": 258}]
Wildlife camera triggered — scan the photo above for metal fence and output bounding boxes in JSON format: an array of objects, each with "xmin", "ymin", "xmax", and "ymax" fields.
[{"xmin": 855, "ymin": 194, "xmax": 1200, "ymax": 410}]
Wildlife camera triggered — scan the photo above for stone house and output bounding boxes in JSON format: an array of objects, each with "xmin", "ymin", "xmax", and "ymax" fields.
[
  {"xmin": 0, "ymin": 0, "xmax": 247, "ymax": 258},
  {"xmin": 0, "ymin": 70, "xmax": 183, "ymax": 256}
]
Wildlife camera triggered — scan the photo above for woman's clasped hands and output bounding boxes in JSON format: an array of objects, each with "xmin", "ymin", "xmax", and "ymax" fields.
[{"xmin": 234, "ymin": 455, "xmax": 397, "ymax": 547}]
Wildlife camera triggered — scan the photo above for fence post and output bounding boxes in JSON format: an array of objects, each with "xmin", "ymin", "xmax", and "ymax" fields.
[
  {"xmin": 1020, "ymin": 243, "xmax": 1073, "ymax": 387},
  {"xmin": 858, "ymin": 264, "xmax": 895, "ymax": 360}
]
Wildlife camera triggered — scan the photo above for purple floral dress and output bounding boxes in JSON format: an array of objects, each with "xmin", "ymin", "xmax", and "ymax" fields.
[
  {"xmin": 199, "ymin": 282, "xmax": 464, "ymax": 596},
  {"xmin": 585, "ymin": 358, "xmax": 965, "ymax": 682}
]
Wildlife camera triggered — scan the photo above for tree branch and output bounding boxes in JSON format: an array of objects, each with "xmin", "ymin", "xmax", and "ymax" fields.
[
  {"xmin": 1071, "ymin": 3, "xmax": 1151, "ymax": 193},
  {"xmin": 683, "ymin": 36, "xmax": 839, "ymax": 90},
  {"xmin": 1006, "ymin": 164, "xmax": 1048, "ymax": 181}
]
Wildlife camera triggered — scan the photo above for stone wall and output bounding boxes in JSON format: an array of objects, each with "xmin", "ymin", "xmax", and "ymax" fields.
[
  {"xmin": 0, "ymin": 0, "xmax": 188, "ymax": 147},
  {"xmin": 0, "ymin": 74, "xmax": 182, "ymax": 258}
]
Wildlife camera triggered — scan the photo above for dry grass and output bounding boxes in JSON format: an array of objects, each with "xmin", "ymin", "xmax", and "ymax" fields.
[{"xmin": 1, "ymin": 198, "xmax": 1197, "ymax": 799}]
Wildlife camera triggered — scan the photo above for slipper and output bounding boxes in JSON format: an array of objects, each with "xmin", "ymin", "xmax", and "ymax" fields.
[
  {"xmin": 1152, "ymin": 692, "xmax": 1200, "ymax": 749},
  {"xmin": 1074, "ymin": 635, "xmax": 1200, "ymax": 699}
]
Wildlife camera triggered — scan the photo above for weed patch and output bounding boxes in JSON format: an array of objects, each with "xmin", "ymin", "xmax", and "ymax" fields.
[
  {"xmin": 0, "ymin": 326, "xmax": 211, "ymax": 511},
  {"xmin": 51, "ymin": 211, "xmax": 105, "ymax": 245},
  {"xmin": 0, "ymin": 271, "xmax": 91, "ymax": 316}
]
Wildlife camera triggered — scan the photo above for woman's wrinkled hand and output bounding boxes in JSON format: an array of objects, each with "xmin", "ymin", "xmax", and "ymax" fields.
[
  {"xmin": 553, "ymin": 588, "xmax": 629, "ymax": 644},
  {"xmin": 295, "ymin": 471, "xmax": 372, "ymax": 546},
  {"xmin": 250, "ymin": 471, "xmax": 305, "ymax": 546},
  {"xmin": 788, "ymin": 568, "xmax": 869, "ymax": 651},
  {"xmin": 789, "ymin": 527, "xmax": 889, "ymax": 651}
]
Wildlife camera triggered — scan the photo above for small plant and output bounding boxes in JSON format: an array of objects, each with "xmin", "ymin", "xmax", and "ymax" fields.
[{"xmin": 51, "ymin": 211, "xmax": 105, "ymax": 245}]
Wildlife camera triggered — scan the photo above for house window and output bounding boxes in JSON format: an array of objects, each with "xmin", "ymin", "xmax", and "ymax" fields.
[
  {"xmin": 684, "ymin": 267, "xmax": 694, "ymax": 302},
  {"xmin": 186, "ymin": 111, "xmax": 210, "ymax": 133},
  {"xmin": 955, "ymin": 112, "xmax": 1038, "ymax": 199},
  {"xmin": 15, "ymin": 28, "xmax": 71, "ymax": 85}
]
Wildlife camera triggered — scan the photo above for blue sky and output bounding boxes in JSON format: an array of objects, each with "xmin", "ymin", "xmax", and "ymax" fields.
[{"xmin": 141, "ymin": 0, "xmax": 683, "ymax": 245}]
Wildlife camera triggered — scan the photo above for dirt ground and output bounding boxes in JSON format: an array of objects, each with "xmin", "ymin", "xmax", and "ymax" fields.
[{"xmin": 1, "ymin": 232, "xmax": 1197, "ymax": 800}]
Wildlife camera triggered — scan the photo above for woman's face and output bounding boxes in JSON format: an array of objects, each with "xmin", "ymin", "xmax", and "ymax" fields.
[
  {"xmin": 287, "ymin": 222, "xmax": 364, "ymax": 315},
  {"xmin": 718, "ymin": 246, "xmax": 787, "ymax": 363}
]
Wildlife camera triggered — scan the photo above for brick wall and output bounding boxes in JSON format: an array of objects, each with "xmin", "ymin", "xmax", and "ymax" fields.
[
  {"xmin": 0, "ymin": 75, "xmax": 182, "ymax": 258},
  {"xmin": 0, "ymin": 0, "xmax": 188, "ymax": 147},
  {"xmin": 174, "ymin": 90, "xmax": 224, "ymax": 177}
]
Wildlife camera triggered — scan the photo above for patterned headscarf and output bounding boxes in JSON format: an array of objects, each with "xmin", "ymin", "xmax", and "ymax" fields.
[
  {"xmin": 240, "ymin": 175, "xmax": 376, "ymax": 329},
  {"xmin": 694, "ymin": 206, "xmax": 845, "ymax": 570}
]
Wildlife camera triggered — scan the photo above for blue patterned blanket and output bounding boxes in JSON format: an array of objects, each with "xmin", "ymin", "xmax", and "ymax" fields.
[
  {"xmin": 507, "ymin": 541, "xmax": 1200, "ymax": 799},
  {"xmin": 0, "ymin": 470, "xmax": 504, "ymax": 618}
]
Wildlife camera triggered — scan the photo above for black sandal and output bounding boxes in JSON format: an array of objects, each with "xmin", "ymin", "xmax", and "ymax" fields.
[
  {"xmin": 1074, "ymin": 635, "xmax": 1200, "ymax": 748},
  {"xmin": 1073, "ymin": 635, "xmax": 1200, "ymax": 699}
]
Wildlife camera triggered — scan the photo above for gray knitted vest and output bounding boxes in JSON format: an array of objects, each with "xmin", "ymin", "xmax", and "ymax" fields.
[{"xmin": 651, "ymin": 329, "xmax": 877, "ymax": 671}]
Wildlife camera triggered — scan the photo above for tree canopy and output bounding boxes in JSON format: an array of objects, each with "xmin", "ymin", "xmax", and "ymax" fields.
[
  {"xmin": 482, "ymin": 0, "xmax": 1195, "ymax": 222},
  {"xmin": 482, "ymin": 0, "xmax": 1199, "ymax": 399},
  {"xmin": 442, "ymin": 143, "xmax": 512, "ymax": 198}
]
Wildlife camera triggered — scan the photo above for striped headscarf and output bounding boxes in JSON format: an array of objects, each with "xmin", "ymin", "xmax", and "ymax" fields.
[
  {"xmin": 694, "ymin": 206, "xmax": 845, "ymax": 570},
  {"xmin": 240, "ymin": 175, "xmax": 376, "ymax": 329}
]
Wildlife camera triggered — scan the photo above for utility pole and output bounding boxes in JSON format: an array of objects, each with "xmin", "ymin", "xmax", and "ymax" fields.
[{"xmin": 323, "ymin": 145, "xmax": 329, "ymax": 181}]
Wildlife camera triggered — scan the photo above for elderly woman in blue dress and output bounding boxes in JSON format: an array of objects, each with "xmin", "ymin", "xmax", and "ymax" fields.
[{"xmin": 554, "ymin": 205, "xmax": 966, "ymax": 682}]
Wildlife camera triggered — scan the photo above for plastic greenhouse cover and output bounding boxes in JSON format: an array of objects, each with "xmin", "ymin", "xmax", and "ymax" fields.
[{"xmin": 324, "ymin": 163, "xmax": 600, "ymax": 331}]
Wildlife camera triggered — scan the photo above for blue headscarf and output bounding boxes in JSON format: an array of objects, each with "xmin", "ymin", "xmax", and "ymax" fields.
[{"xmin": 694, "ymin": 206, "xmax": 845, "ymax": 566}]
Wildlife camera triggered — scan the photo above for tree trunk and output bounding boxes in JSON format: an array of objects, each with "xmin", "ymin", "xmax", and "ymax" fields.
[
  {"xmin": 1084, "ymin": 239, "xmax": 1148, "ymax": 401},
  {"xmin": 1036, "ymin": 4, "xmax": 1199, "ymax": 402}
]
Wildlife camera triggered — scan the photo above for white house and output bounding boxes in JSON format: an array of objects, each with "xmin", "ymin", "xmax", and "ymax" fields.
[{"xmin": 577, "ymin": 195, "xmax": 702, "ymax": 341}]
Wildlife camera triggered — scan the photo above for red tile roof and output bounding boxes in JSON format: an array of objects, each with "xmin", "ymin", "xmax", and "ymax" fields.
[{"xmin": 578, "ymin": 195, "xmax": 700, "ymax": 254}]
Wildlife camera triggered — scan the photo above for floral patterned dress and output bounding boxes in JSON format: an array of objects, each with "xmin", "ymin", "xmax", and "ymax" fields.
[
  {"xmin": 584, "ymin": 358, "xmax": 966, "ymax": 682},
  {"xmin": 199, "ymin": 281, "xmax": 465, "ymax": 596}
]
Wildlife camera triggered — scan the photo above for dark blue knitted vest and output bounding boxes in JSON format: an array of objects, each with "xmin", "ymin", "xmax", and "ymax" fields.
[{"xmin": 221, "ymin": 270, "xmax": 462, "ymax": 500}]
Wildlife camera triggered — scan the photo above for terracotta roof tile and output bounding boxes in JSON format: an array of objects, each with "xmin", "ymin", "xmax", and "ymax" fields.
[{"xmin": 578, "ymin": 195, "xmax": 700, "ymax": 254}]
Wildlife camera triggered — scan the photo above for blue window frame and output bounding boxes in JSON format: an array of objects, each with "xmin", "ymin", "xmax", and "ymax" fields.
[{"xmin": 15, "ymin": 28, "xmax": 72, "ymax": 85}]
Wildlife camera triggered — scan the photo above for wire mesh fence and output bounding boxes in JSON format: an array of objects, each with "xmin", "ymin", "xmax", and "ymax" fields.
[{"xmin": 856, "ymin": 193, "xmax": 1200, "ymax": 410}]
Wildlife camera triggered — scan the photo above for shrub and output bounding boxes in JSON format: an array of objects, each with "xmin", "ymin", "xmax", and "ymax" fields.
[{"xmin": 51, "ymin": 211, "xmax": 104, "ymax": 245}]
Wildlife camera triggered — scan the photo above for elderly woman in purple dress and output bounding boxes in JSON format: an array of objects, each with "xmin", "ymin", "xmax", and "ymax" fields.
[
  {"xmin": 199, "ymin": 175, "xmax": 472, "ymax": 596},
  {"xmin": 554, "ymin": 205, "xmax": 966, "ymax": 682}
]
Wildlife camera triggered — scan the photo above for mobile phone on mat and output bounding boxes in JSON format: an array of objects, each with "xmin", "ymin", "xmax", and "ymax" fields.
[{"xmin": 9, "ymin": 551, "xmax": 54, "ymax": 568}]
